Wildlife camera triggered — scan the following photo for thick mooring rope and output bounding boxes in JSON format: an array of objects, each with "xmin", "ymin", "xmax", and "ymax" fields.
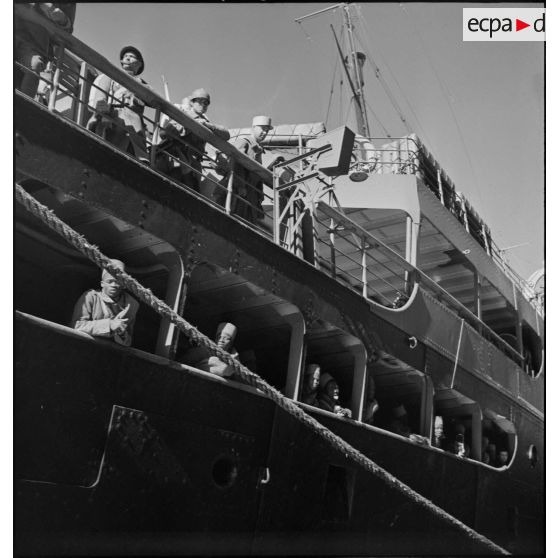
[{"xmin": 15, "ymin": 182, "xmax": 508, "ymax": 555}]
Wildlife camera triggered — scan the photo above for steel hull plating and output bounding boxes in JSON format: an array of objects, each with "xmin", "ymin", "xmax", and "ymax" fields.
[{"xmin": 15, "ymin": 96, "xmax": 543, "ymax": 555}]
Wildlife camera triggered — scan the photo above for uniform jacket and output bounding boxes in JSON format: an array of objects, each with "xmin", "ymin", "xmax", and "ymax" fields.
[
  {"xmin": 16, "ymin": 3, "xmax": 76, "ymax": 58},
  {"xmin": 71, "ymin": 289, "xmax": 139, "ymax": 346}
]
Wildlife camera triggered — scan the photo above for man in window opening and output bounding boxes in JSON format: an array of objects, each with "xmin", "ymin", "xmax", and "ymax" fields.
[
  {"xmin": 481, "ymin": 435, "xmax": 490, "ymax": 464},
  {"xmin": 155, "ymin": 88, "xmax": 230, "ymax": 192},
  {"xmin": 317, "ymin": 373, "xmax": 352, "ymax": 418},
  {"xmin": 386, "ymin": 404, "xmax": 411, "ymax": 438},
  {"xmin": 87, "ymin": 46, "xmax": 150, "ymax": 162},
  {"xmin": 182, "ymin": 322, "xmax": 239, "ymax": 378},
  {"xmin": 301, "ymin": 363, "xmax": 321, "ymax": 406},
  {"xmin": 15, "ymin": 3, "xmax": 76, "ymax": 98},
  {"xmin": 486, "ymin": 443, "xmax": 497, "ymax": 466},
  {"xmin": 433, "ymin": 415, "xmax": 445, "ymax": 448},
  {"xmin": 71, "ymin": 259, "xmax": 139, "ymax": 347},
  {"xmin": 362, "ymin": 374, "xmax": 379, "ymax": 425},
  {"xmin": 449, "ymin": 423, "xmax": 470, "ymax": 458},
  {"xmin": 497, "ymin": 449, "xmax": 509, "ymax": 468}
]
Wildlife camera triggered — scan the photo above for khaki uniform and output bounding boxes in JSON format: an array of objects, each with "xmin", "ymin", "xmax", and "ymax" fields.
[
  {"xmin": 230, "ymin": 136, "xmax": 265, "ymax": 222},
  {"xmin": 87, "ymin": 73, "xmax": 149, "ymax": 161},
  {"xmin": 15, "ymin": 4, "xmax": 76, "ymax": 97},
  {"xmin": 155, "ymin": 106, "xmax": 229, "ymax": 191},
  {"xmin": 71, "ymin": 289, "xmax": 139, "ymax": 347}
]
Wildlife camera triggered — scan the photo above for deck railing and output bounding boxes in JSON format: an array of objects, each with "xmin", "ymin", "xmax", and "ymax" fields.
[
  {"xmin": 344, "ymin": 134, "xmax": 542, "ymax": 316},
  {"xmin": 14, "ymin": 5, "xmax": 532, "ymax": 367},
  {"xmin": 15, "ymin": 4, "xmax": 275, "ymax": 234}
]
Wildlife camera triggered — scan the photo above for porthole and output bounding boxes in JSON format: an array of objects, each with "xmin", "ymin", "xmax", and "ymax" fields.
[
  {"xmin": 211, "ymin": 456, "xmax": 238, "ymax": 488},
  {"xmin": 527, "ymin": 445, "xmax": 538, "ymax": 467}
]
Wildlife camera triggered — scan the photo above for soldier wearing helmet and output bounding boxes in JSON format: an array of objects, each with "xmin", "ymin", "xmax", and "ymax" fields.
[
  {"xmin": 87, "ymin": 45, "xmax": 151, "ymax": 162},
  {"xmin": 155, "ymin": 88, "xmax": 230, "ymax": 191}
]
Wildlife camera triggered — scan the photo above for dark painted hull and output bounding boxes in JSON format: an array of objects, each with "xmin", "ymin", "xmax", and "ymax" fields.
[
  {"xmin": 16, "ymin": 313, "xmax": 542, "ymax": 556},
  {"xmin": 15, "ymin": 95, "xmax": 544, "ymax": 555}
]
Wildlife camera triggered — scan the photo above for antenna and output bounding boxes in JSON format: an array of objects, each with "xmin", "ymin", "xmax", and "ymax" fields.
[
  {"xmin": 161, "ymin": 74, "xmax": 170, "ymax": 102},
  {"xmin": 342, "ymin": 4, "xmax": 371, "ymax": 137},
  {"xmin": 295, "ymin": 3, "xmax": 371, "ymax": 137},
  {"xmin": 499, "ymin": 242, "xmax": 530, "ymax": 252},
  {"xmin": 294, "ymin": 3, "xmax": 344, "ymax": 24}
]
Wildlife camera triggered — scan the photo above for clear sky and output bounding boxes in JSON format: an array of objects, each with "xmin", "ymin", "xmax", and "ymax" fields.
[{"xmin": 72, "ymin": 2, "xmax": 544, "ymax": 281}]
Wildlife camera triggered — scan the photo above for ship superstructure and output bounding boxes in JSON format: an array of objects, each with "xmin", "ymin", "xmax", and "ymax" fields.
[{"xmin": 15, "ymin": 4, "xmax": 543, "ymax": 556}]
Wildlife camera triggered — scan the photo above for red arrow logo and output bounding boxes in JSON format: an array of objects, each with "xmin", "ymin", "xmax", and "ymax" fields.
[{"xmin": 516, "ymin": 19, "xmax": 530, "ymax": 31}]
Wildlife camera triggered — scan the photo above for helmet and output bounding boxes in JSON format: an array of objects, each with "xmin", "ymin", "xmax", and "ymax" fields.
[
  {"xmin": 119, "ymin": 45, "xmax": 145, "ymax": 75},
  {"xmin": 189, "ymin": 88, "xmax": 211, "ymax": 104},
  {"xmin": 252, "ymin": 115, "xmax": 273, "ymax": 130}
]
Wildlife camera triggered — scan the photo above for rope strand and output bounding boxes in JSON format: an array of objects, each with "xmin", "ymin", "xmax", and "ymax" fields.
[{"xmin": 15, "ymin": 181, "xmax": 508, "ymax": 555}]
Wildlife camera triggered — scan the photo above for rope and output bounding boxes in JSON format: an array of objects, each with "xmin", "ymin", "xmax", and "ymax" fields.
[{"xmin": 15, "ymin": 182, "xmax": 509, "ymax": 555}]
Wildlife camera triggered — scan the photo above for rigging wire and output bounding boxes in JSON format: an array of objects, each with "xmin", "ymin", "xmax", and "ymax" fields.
[
  {"xmin": 350, "ymin": 23, "xmax": 414, "ymax": 136},
  {"xmin": 295, "ymin": 19, "xmax": 314, "ymax": 43},
  {"xmin": 398, "ymin": 3, "xmax": 483, "ymax": 204},
  {"xmin": 324, "ymin": 53, "xmax": 339, "ymax": 129},
  {"xmin": 346, "ymin": 6, "xmax": 413, "ymax": 136},
  {"xmin": 296, "ymin": 13, "xmax": 348, "ymax": 131},
  {"xmin": 338, "ymin": 23, "xmax": 346, "ymax": 128},
  {"xmin": 354, "ymin": 4, "xmax": 435, "ymax": 146},
  {"xmin": 344, "ymin": 95, "xmax": 355, "ymax": 126},
  {"xmin": 364, "ymin": 98, "xmax": 391, "ymax": 137}
]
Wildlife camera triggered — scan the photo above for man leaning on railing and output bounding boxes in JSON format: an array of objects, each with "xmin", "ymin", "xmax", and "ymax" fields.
[
  {"xmin": 154, "ymin": 89, "xmax": 230, "ymax": 192},
  {"xmin": 86, "ymin": 45, "xmax": 151, "ymax": 163},
  {"xmin": 228, "ymin": 115, "xmax": 276, "ymax": 223},
  {"xmin": 15, "ymin": 3, "xmax": 76, "ymax": 98}
]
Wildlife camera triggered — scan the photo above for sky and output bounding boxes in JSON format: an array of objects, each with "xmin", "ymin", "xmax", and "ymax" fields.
[{"xmin": 73, "ymin": 2, "xmax": 544, "ymax": 282}]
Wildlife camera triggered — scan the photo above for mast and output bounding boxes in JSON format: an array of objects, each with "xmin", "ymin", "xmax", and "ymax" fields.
[
  {"xmin": 342, "ymin": 4, "xmax": 371, "ymax": 137},
  {"xmin": 295, "ymin": 2, "xmax": 372, "ymax": 137}
]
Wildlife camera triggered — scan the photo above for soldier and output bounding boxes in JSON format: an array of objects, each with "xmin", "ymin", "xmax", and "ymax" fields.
[
  {"xmin": 15, "ymin": 3, "xmax": 76, "ymax": 98},
  {"xmin": 317, "ymin": 372, "xmax": 352, "ymax": 418},
  {"xmin": 301, "ymin": 363, "xmax": 321, "ymax": 406},
  {"xmin": 189, "ymin": 89, "xmax": 231, "ymax": 191},
  {"xmin": 433, "ymin": 415, "xmax": 445, "ymax": 448},
  {"xmin": 87, "ymin": 46, "xmax": 150, "ymax": 162},
  {"xmin": 71, "ymin": 259, "xmax": 139, "ymax": 347},
  {"xmin": 230, "ymin": 115, "xmax": 273, "ymax": 222},
  {"xmin": 497, "ymin": 449, "xmax": 509, "ymax": 468},
  {"xmin": 386, "ymin": 404, "xmax": 411, "ymax": 438},
  {"xmin": 362, "ymin": 374, "xmax": 379, "ymax": 425},
  {"xmin": 182, "ymin": 322, "xmax": 239, "ymax": 378},
  {"xmin": 155, "ymin": 89, "xmax": 229, "ymax": 191}
]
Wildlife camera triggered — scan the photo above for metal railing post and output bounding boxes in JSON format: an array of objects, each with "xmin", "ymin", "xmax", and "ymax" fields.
[
  {"xmin": 225, "ymin": 162, "xmax": 235, "ymax": 215},
  {"xmin": 75, "ymin": 61, "xmax": 89, "ymax": 127},
  {"xmin": 437, "ymin": 168, "xmax": 444, "ymax": 205},
  {"xmin": 361, "ymin": 238, "xmax": 368, "ymax": 298},
  {"xmin": 150, "ymin": 107, "xmax": 161, "ymax": 168},
  {"xmin": 273, "ymin": 170, "xmax": 280, "ymax": 245},
  {"xmin": 48, "ymin": 45, "xmax": 65, "ymax": 112},
  {"xmin": 329, "ymin": 219, "xmax": 336, "ymax": 278}
]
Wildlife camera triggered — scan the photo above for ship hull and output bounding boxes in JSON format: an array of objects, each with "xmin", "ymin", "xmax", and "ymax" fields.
[
  {"xmin": 16, "ymin": 313, "xmax": 543, "ymax": 555},
  {"xmin": 15, "ymin": 95, "xmax": 543, "ymax": 555}
]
